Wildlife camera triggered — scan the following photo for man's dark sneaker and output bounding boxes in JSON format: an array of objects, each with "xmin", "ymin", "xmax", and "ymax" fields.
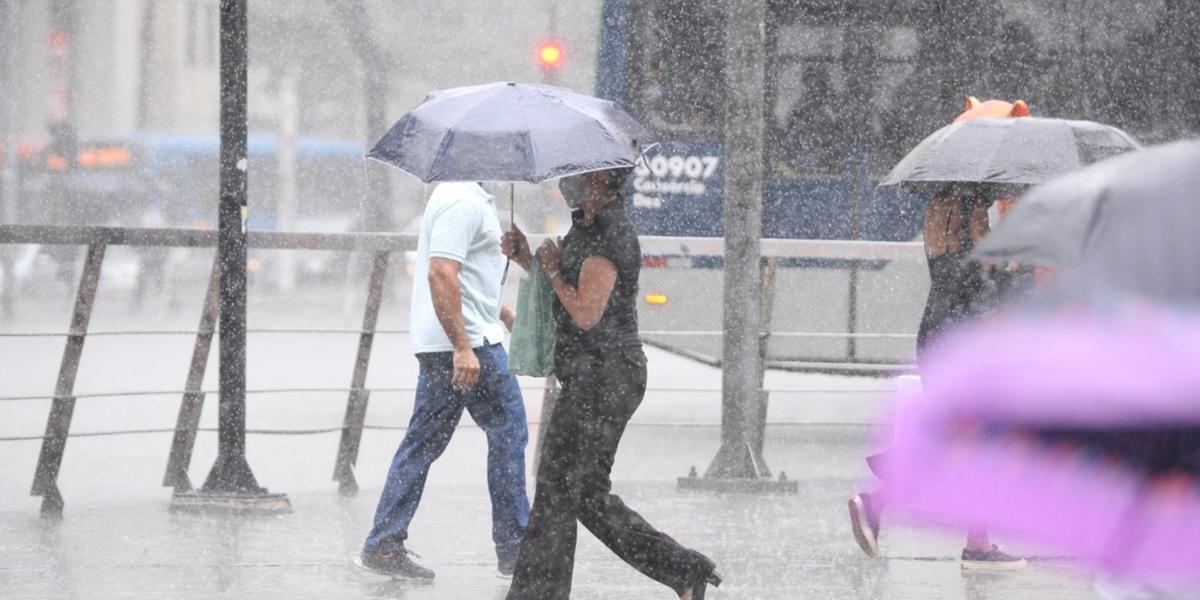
[
  {"xmin": 961, "ymin": 545, "xmax": 1028, "ymax": 571},
  {"xmin": 848, "ymin": 492, "xmax": 881, "ymax": 557},
  {"xmin": 355, "ymin": 549, "xmax": 436, "ymax": 580},
  {"xmin": 496, "ymin": 555, "xmax": 516, "ymax": 579}
]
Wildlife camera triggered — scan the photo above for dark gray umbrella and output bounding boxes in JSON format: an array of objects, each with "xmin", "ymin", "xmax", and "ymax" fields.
[
  {"xmin": 880, "ymin": 117, "xmax": 1140, "ymax": 198},
  {"xmin": 367, "ymin": 82, "xmax": 652, "ymax": 183},
  {"xmin": 976, "ymin": 139, "xmax": 1200, "ymax": 303}
]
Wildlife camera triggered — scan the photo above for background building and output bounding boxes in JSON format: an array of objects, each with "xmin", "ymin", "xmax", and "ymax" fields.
[{"xmin": 1, "ymin": 0, "xmax": 602, "ymax": 230}]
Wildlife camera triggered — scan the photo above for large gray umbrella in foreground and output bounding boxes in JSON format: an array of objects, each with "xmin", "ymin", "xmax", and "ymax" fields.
[
  {"xmin": 880, "ymin": 117, "xmax": 1140, "ymax": 198},
  {"xmin": 976, "ymin": 139, "xmax": 1200, "ymax": 302},
  {"xmin": 368, "ymin": 81, "xmax": 652, "ymax": 183}
]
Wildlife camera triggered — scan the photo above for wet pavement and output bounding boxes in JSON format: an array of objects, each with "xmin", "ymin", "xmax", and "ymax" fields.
[
  {"xmin": 0, "ymin": 425, "xmax": 1101, "ymax": 599},
  {"xmin": 0, "ymin": 295, "xmax": 1102, "ymax": 599}
]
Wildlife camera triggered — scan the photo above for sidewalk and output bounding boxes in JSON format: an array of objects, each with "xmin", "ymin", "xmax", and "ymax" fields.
[{"xmin": 0, "ymin": 423, "xmax": 1098, "ymax": 599}]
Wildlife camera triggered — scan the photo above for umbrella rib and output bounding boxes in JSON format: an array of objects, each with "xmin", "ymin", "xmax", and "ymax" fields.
[
  {"xmin": 516, "ymin": 89, "xmax": 538, "ymax": 182},
  {"xmin": 444, "ymin": 85, "xmax": 539, "ymax": 182},
  {"xmin": 425, "ymin": 84, "xmax": 508, "ymax": 123}
]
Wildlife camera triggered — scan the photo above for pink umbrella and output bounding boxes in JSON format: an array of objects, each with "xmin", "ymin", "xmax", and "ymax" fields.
[{"xmin": 883, "ymin": 310, "xmax": 1200, "ymax": 584}]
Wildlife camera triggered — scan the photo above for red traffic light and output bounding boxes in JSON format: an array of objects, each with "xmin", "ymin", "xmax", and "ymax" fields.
[{"xmin": 537, "ymin": 41, "xmax": 564, "ymax": 69}]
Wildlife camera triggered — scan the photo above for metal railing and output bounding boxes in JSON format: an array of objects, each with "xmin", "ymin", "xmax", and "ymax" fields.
[
  {"xmin": 0, "ymin": 224, "xmax": 917, "ymax": 514},
  {"xmin": 1, "ymin": 224, "xmax": 415, "ymax": 514}
]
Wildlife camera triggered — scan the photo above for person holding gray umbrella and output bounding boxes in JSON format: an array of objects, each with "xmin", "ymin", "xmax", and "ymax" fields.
[
  {"xmin": 849, "ymin": 114, "xmax": 1143, "ymax": 567},
  {"xmin": 849, "ymin": 184, "xmax": 1027, "ymax": 570},
  {"xmin": 362, "ymin": 82, "xmax": 712, "ymax": 590},
  {"xmin": 501, "ymin": 167, "xmax": 721, "ymax": 600}
]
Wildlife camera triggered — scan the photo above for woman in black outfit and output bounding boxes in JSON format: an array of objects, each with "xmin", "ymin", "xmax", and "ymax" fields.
[
  {"xmin": 848, "ymin": 188, "xmax": 1027, "ymax": 570},
  {"xmin": 501, "ymin": 168, "xmax": 721, "ymax": 600}
]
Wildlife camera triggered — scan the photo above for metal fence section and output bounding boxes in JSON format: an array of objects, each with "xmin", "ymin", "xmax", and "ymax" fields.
[
  {"xmin": 0, "ymin": 224, "xmax": 918, "ymax": 514},
  {"xmin": 634, "ymin": 235, "xmax": 926, "ymax": 372},
  {"xmin": 0, "ymin": 225, "xmax": 416, "ymax": 515}
]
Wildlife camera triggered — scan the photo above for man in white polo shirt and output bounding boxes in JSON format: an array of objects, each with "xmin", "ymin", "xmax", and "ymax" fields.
[{"xmin": 359, "ymin": 182, "xmax": 529, "ymax": 580}]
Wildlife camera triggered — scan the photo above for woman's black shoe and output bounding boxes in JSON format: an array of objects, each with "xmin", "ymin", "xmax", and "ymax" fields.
[{"xmin": 683, "ymin": 570, "xmax": 722, "ymax": 600}]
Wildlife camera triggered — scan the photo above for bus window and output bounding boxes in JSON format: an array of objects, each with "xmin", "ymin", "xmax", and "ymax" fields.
[
  {"xmin": 602, "ymin": 0, "xmax": 1193, "ymax": 241},
  {"xmin": 628, "ymin": 0, "xmax": 725, "ymax": 137},
  {"xmin": 765, "ymin": 14, "xmax": 919, "ymax": 180}
]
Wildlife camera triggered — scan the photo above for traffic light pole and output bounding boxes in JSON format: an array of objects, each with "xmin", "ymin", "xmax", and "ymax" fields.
[
  {"xmin": 171, "ymin": 0, "xmax": 289, "ymax": 514},
  {"xmin": 1, "ymin": 1, "xmax": 19, "ymax": 318},
  {"xmin": 678, "ymin": 0, "xmax": 795, "ymax": 494}
]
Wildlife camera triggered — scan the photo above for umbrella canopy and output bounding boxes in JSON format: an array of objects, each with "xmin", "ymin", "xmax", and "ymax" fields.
[
  {"xmin": 368, "ymin": 82, "xmax": 652, "ymax": 183},
  {"xmin": 883, "ymin": 312, "xmax": 1200, "ymax": 584},
  {"xmin": 975, "ymin": 140, "xmax": 1200, "ymax": 288},
  {"xmin": 879, "ymin": 117, "xmax": 1140, "ymax": 198}
]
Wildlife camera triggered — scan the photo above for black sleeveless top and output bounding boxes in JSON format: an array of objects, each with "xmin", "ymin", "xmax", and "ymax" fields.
[
  {"xmin": 916, "ymin": 250, "xmax": 987, "ymax": 356},
  {"xmin": 553, "ymin": 201, "xmax": 642, "ymax": 360}
]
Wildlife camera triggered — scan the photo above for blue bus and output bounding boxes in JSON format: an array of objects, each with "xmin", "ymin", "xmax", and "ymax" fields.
[
  {"xmin": 594, "ymin": 0, "xmax": 1196, "ymax": 369},
  {"xmin": 596, "ymin": 0, "xmax": 1195, "ymax": 242}
]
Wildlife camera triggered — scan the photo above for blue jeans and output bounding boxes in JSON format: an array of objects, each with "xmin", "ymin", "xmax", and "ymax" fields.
[{"xmin": 364, "ymin": 343, "xmax": 530, "ymax": 561}]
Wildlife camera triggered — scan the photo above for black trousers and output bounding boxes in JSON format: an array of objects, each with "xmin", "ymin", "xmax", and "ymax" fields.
[{"xmin": 506, "ymin": 347, "xmax": 712, "ymax": 600}]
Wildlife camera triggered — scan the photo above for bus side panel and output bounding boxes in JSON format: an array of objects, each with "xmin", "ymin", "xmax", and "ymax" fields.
[
  {"xmin": 595, "ymin": 0, "xmax": 633, "ymax": 103},
  {"xmin": 628, "ymin": 140, "xmax": 724, "ymax": 237}
]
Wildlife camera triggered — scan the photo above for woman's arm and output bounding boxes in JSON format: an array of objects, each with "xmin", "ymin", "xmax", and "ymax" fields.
[
  {"xmin": 536, "ymin": 239, "xmax": 618, "ymax": 331},
  {"xmin": 549, "ymin": 256, "xmax": 617, "ymax": 331}
]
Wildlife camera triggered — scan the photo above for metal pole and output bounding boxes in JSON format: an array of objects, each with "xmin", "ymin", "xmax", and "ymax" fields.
[
  {"xmin": 276, "ymin": 63, "xmax": 298, "ymax": 291},
  {"xmin": 711, "ymin": 0, "xmax": 766, "ymax": 480},
  {"xmin": 846, "ymin": 146, "xmax": 866, "ymax": 362},
  {"xmin": 679, "ymin": 0, "xmax": 790, "ymax": 493},
  {"xmin": 541, "ymin": 0, "xmax": 560, "ymax": 86},
  {"xmin": 194, "ymin": 0, "xmax": 266, "ymax": 498},
  {"xmin": 0, "ymin": 0, "xmax": 18, "ymax": 225},
  {"xmin": 1, "ymin": 0, "xmax": 19, "ymax": 318},
  {"xmin": 753, "ymin": 257, "xmax": 778, "ymax": 460},
  {"xmin": 174, "ymin": 0, "xmax": 288, "ymax": 514}
]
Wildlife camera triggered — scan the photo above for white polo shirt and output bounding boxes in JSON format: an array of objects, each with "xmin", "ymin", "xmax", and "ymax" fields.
[{"xmin": 410, "ymin": 182, "xmax": 507, "ymax": 353}]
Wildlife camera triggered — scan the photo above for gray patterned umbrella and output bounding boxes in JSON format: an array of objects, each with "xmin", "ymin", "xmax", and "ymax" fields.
[
  {"xmin": 976, "ymin": 139, "xmax": 1200, "ymax": 303},
  {"xmin": 880, "ymin": 117, "xmax": 1140, "ymax": 199},
  {"xmin": 368, "ymin": 82, "xmax": 652, "ymax": 183}
]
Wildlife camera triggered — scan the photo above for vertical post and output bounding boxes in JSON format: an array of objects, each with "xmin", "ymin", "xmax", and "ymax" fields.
[
  {"xmin": 276, "ymin": 63, "xmax": 299, "ymax": 291},
  {"xmin": 680, "ymin": 0, "xmax": 793, "ymax": 493},
  {"xmin": 333, "ymin": 250, "xmax": 389, "ymax": 495},
  {"xmin": 31, "ymin": 241, "xmax": 105, "ymax": 517},
  {"xmin": 712, "ymin": 0, "xmax": 766, "ymax": 479},
  {"xmin": 169, "ymin": 0, "xmax": 288, "ymax": 515},
  {"xmin": 328, "ymin": 0, "xmax": 394, "ymax": 231},
  {"xmin": 540, "ymin": 0, "xmax": 560, "ymax": 86},
  {"xmin": 163, "ymin": 251, "xmax": 220, "ymax": 492},
  {"xmin": 846, "ymin": 149, "xmax": 866, "ymax": 363},
  {"xmin": 753, "ymin": 257, "xmax": 778, "ymax": 460},
  {"xmin": 199, "ymin": 0, "xmax": 260, "ymax": 495},
  {"xmin": 0, "ymin": 0, "xmax": 20, "ymax": 319},
  {"xmin": 0, "ymin": 0, "xmax": 18, "ymax": 224}
]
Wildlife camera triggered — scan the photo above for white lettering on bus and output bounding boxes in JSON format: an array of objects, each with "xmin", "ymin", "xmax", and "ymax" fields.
[{"xmin": 634, "ymin": 155, "xmax": 720, "ymax": 180}]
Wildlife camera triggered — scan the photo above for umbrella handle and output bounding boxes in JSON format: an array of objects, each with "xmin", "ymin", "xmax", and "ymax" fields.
[{"xmin": 501, "ymin": 183, "xmax": 515, "ymax": 285}]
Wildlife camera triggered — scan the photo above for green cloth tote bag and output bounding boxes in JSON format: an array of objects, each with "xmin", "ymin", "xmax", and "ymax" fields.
[{"xmin": 508, "ymin": 265, "xmax": 557, "ymax": 376}]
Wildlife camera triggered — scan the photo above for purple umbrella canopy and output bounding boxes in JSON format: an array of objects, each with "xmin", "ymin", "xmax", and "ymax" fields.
[{"xmin": 881, "ymin": 310, "xmax": 1200, "ymax": 583}]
